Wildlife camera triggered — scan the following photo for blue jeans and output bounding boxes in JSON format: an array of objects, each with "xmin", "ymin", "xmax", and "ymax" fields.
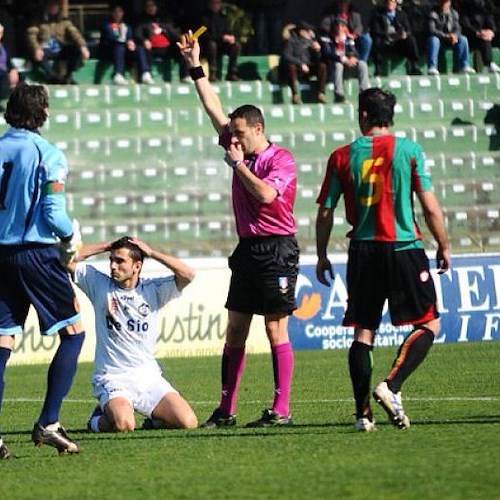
[
  {"xmin": 356, "ymin": 34, "xmax": 373, "ymax": 63},
  {"xmin": 427, "ymin": 35, "xmax": 470, "ymax": 71}
]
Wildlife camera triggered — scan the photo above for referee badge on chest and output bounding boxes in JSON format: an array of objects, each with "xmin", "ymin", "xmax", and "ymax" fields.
[{"xmin": 278, "ymin": 276, "xmax": 289, "ymax": 294}]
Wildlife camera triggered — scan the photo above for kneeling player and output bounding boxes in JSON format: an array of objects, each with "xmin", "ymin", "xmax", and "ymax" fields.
[{"xmin": 66, "ymin": 237, "xmax": 198, "ymax": 432}]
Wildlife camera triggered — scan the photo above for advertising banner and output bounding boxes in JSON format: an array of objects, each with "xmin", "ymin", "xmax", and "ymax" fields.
[
  {"xmin": 10, "ymin": 253, "xmax": 500, "ymax": 365},
  {"xmin": 290, "ymin": 254, "xmax": 500, "ymax": 350}
]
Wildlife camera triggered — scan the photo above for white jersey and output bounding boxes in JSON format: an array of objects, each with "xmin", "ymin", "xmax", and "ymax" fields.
[{"xmin": 75, "ymin": 263, "xmax": 180, "ymax": 378}]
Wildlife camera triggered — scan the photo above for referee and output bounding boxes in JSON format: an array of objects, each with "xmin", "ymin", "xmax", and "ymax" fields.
[{"xmin": 178, "ymin": 32, "xmax": 299, "ymax": 428}]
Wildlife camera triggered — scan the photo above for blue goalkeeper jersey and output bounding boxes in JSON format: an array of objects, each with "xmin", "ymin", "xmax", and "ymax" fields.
[{"xmin": 0, "ymin": 127, "xmax": 73, "ymax": 245}]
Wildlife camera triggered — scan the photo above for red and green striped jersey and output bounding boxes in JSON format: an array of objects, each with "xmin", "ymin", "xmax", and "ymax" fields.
[{"xmin": 316, "ymin": 134, "xmax": 433, "ymax": 242}]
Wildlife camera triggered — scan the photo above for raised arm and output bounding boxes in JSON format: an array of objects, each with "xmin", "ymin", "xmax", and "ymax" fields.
[
  {"xmin": 129, "ymin": 238, "xmax": 196, "ymax": 291},
  {"xmin": 177, "ymin": 30, "xmax": 228, "ymax": 135}
]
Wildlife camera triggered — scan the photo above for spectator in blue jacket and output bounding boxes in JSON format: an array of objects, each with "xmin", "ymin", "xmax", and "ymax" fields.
[{"xmin": 98, "ymin": 5, "xmax": 136, "ymax": 85}]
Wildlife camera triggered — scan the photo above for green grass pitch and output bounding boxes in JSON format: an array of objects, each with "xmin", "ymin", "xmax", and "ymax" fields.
[{"xmin": 1, "ymin": 341, "xmax": 500, "ymax": 498}]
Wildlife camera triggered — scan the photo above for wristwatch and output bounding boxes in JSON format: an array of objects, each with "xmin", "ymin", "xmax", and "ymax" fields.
[{"xmin": 230, "ymin": 159, "xmax": 243, "ymax": 169}]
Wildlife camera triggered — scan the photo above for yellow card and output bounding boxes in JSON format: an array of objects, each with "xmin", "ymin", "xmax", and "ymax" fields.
[{"xmin": 193, "ymin": 25, "xmax": 207, "ymax": 40}]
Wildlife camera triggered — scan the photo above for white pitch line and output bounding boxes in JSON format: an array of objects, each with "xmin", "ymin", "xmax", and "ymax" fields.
[{"xmin": 4, "ymin": 396, "xmax": 500, "ymax": 404}]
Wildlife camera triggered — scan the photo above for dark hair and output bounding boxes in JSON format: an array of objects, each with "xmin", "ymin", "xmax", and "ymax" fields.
[
  {"xmin": 358, "ymin": 87, "xmax": 396, "ymax": 128},
  {"xmin": 4, "ymin": 83, "xmax": 49, "ymax": 130},
  {"xmin": 110, "ymin": 236, "xmax": 145, "ymax": 262},
  {"xmin": 228, "ymin": 104, "xmax": 265, "ymax": 129}
]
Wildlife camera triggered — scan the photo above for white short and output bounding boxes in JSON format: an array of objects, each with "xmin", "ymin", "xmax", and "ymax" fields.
[{"xmin": 92, "ymin": 365, "xmax": 178, "ymax": 418}]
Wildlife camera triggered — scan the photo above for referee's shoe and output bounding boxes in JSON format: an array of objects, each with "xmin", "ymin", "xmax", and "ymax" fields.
[{"xmin": 32, "ymin": 422, "xmax": 80, "ymax": 454}]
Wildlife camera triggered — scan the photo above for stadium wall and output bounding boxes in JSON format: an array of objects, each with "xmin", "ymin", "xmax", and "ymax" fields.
[{"xmin": 11, "ymin": 253, "xmax": 500, "ymax": 365}]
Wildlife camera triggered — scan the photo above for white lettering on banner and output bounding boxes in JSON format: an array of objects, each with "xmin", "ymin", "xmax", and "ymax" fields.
[
  {"xmin": 431, "ymin": 268, "xmax": 448, "ymax": 313},
  {"xmin": 488, "ymin": 265, "xmax": 500, "ymax": 310},
  {"xmin": 457, "ymin": 314, "xmax": 471, "ymax": 342},
  {"xmin": 321, "ymin": 331, "xmax": 405, "ymax": 350},
  {"xmin": 483, "ymin": 313, "xmax": 500, "ymax": 341},
  {"xmin": 455, "ymin": 266, "xmax": 490, "ymax": 312},
  {"xmin": 321, "ymin": 274, "xmax": 348, "ymax": 320},
  {"xmin": 305, "ymin": 324, "xmax": 351, "ymax": 338},
  {"xmin": 157, "ymin": 303, "xmax": 225, "ymax": 344}
]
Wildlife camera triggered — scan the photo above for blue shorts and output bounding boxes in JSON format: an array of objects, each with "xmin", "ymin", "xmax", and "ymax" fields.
[{"xmin": 0, "ymin": 244, "xmax": 81, "ymax": 336}]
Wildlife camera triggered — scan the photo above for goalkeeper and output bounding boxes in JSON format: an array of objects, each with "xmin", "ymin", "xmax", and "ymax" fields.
[{"xmin": 0, "ymin": 83, "xmax": 85, "ymax": 459}]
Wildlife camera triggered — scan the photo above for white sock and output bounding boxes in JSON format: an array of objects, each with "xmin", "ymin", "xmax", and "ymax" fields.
[{"xmin": 45, "ymin": 421, "xmax": 61, "ymax": 431}]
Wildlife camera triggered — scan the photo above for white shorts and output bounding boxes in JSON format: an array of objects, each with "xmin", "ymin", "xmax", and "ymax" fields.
[{"xmin": 92, "ymin": 365, "xmax": 178, "ymax": 418}]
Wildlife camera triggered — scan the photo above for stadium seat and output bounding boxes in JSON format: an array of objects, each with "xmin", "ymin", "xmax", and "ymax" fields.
[
  {"xmin": 324, "ymin": 102, "xmax": 356, "ymax": 123},
  {"xmin": 109, "ymin": 109, "xmax": 140, "ymax": 132},
  {"xmin": 46, "ymin": 110, "xmax": 79, "ymax": 133}
]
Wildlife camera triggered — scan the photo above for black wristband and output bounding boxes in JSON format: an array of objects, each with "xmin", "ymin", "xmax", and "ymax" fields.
[{"xmin": 189, "ymin": 66, "xmax": 205, "ymax": 81}]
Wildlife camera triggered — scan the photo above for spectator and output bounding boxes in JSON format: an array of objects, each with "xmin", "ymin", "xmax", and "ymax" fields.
[
  {"xmin": 319, "ymin": 17, "xmax": 370, "ymax": 103},
  {"xmin": 459, "ymin": 0, "xmax": 500, "ymax": 73},
  {"xmin": 25, "ymin": 0, "xmax": 90, "ymax": 84},
  {"xmin": 371, "ymin": 0, "xmax": 422, "ymax": 76},
  {"xmin": 320, "ymin": 0, "xmax": 372, "ymax": 62},
  {"xmin": 98, "ymin": 5, "xmax": 136, "ymax": 85},
  {"xmin": 0, "ymin": 22, "xmax": 19, "ymax": 109},
  {"xmin": 134, "ymin": 0, "xmax": 188, "ymax": 84},
  {"xmin": 279, "ymin": 20, "xmax": 326, "ymax": 104},
  {"xmin": 427, "ymin": 0, "xmax": 475, "ymax": 75},
  {"xmin": 250, "ymin": 0, "xmax": 287, "ymax": 55},
  {"xmin": 200, "ymin": 0, "xmax": 241, "ymax": 82}
]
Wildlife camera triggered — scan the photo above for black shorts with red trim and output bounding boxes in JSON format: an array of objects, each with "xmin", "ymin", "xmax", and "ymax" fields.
[
  {"xmin": 225, "ymin": 235, "xmax": 299, "ymax": 316},
  {"xmin": 343, "ymin": 240, "xmax": 439, "ymax": 330}
]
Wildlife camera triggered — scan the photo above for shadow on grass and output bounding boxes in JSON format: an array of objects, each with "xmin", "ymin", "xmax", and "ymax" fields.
[{"xmin": 5, "ymin": 414, "xmax": 500, "ymax": 445}]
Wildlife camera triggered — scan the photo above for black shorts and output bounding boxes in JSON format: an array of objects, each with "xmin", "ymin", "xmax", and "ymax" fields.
[
  {"xmin": 225, "ymin": 235, "xmax": 299, "ymax": 316},
  {"xmin": 343, "ymin": 240, "xmax": 439, "ymax": 330}
]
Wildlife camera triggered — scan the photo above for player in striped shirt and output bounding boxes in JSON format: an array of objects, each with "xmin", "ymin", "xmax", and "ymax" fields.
[{"xmin": 315, "ymin": 87, "xmax": 451, "ymax": 431}]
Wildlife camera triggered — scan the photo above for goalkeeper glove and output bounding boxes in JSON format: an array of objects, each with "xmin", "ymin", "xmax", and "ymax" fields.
[{"xmin": 58, "ymin": 219, "xmax": 82, "ymax": 265}]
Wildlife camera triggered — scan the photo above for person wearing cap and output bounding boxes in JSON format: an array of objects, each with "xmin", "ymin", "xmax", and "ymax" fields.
[
  {"xmin": 279, "ymin": 20, "xmax": 327, "ymax": 104},
  {"xmin": 318, "ymin": 16, "xmax": 370, "ymax": 103}
]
